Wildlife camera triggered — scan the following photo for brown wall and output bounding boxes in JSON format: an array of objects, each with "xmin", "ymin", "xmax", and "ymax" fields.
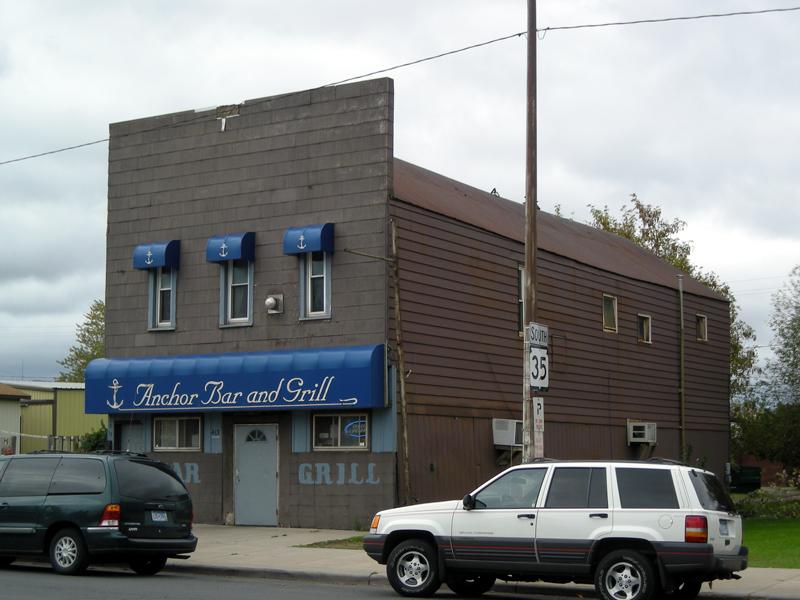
[
  {"xmin": 390, "ymin": 199, "xmax": 731, "ymax": 502},
  {"xmin": 155, "ymin": 452, "xmax": 223, "ymax": 524}
]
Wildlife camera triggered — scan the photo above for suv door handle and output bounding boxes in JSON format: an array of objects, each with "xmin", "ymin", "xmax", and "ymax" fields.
[
  {"xmin": 516, "ymin": 513, "xmax": 536, "ymax": 519},
  {"xmin": 589, "ymin": 513, "xmax": 609, "ymax": 519}
]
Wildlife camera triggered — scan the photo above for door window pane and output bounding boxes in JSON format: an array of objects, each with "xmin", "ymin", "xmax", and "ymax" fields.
[
  {"xmin": 474, "ymin": 468, "xmax": 547, "ymax": 509},
  {"xmin": 0, "ymin": 458, "xmax": 60, "ymax": 496},
  {"xmin": 545, "ymin": 468, "xmax": 609, "ymax": 509},
  {"xmin": 49, "ymin": 459, "xmax": 107, "ymax": 494},
  {"xmin": 616, "ymin": 468, "xmax": 679, "ymax": 508}
]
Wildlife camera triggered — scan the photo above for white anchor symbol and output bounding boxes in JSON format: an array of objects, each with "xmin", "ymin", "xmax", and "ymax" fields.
[
  {"xmin": 107, "ymin": 379, "xmax": 124, "ymax": 410},
  {"xmin": 144, "ymin": 248, "xmax": 154, "ymax": 265},
  {"xmin": 219, "ymin": 241, "xmax": 229, "ymax": 258},
  {"xmin": 297, "ymin": 234, "xmax": 307, "ymax": 250}
]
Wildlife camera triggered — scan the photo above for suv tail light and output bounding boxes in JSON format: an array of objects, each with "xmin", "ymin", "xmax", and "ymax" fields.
[
  {"xmin": 685, "ymin": 515, "xmax": 708, "ymax": 543},
  {"xmin": 99, "ymin": 503, "xmax": 121, "ymax": 527}
]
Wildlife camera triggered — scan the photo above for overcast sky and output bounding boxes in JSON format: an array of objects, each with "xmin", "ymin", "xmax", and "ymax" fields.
[{"xmin": 1, "ymin": 0, "xmax": 798, "ymax": 380}]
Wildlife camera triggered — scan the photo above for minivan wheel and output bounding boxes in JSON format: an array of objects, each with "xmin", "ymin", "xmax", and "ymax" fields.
[
  {"xmin": 129, "ymin": 556, "xmax": 168, "ymax": 576},
  {"xmin": 595, "ymin": 549, "xmax": 655, "ymax": 600},
  {"xmin": 386, "ymin": 539, "xmax": 441, "ymax": 597},
  {"xmin": 50, "ymin": 528, "xmax": 89, "ymax": 575},
  {"xmin": 446, "ymin": 572, "xmax": 496, "ymax": 597}
]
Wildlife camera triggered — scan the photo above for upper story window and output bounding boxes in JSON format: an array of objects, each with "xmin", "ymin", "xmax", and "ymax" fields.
[
  {"xmin": 637, "ymin": 314, "xmax": 652, "ymax": 344},
  {"xmin": 602, "ymin": 294, "xmax": 618, "ymax": 333},
  {"xmin": 696, "ymin": 314, "xmax": 708, "ymax": 341},
  {"xmin": 206, "ymin": 232, "xmax": 255, "ymax": 327},
  {"xmin": 132, "ymin": 240, "xmax": 180, "ymax": 331},
  {"xmin": 283, "ymin": 223, "xmax": 335, "ymax": 321}
]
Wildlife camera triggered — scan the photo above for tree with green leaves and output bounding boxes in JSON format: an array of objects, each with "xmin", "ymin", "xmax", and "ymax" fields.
[
  {"xmin": 767, "ymin": 265, "xmax": 800, "ymax": 402},
  {"xmin": 57, "ymin": 299, "xmax": 105, "ymax": 382},
  {"xmin": 587, "ymin": 194, "xmax": 759, "ymax": 397}
]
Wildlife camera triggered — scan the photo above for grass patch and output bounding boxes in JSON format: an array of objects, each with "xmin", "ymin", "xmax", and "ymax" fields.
[
  {"xmin": 744, "ymin": 518, "xmax": 800, "ymax": 568},
  {"xmin": 296, "ymin": 535, "xmax": 365, "ymax": 550}
]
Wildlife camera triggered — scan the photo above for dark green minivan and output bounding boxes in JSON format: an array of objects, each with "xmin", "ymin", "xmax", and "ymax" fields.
[{"xmin": 0, "ymin": 452, "xmax": 197, "ymax": 575}]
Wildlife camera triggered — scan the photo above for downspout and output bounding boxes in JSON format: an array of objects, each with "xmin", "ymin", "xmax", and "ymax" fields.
[{"xmin": 677, "ymin": 275, "xmax": 686, "ymax": 462}]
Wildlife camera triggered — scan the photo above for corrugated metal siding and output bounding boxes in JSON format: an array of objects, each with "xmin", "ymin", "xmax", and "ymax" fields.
[
  {"xmin": 55, "ymin": 390, "xmax": 107, "ymax": 436},
  {"xmin": 20, "ymin": 403, "xmax": 52, "ymax": 453},
  {"xmin": 0, "ymin": 400, "xmax": 21, "ymax": 452},
  {"xmin": 390, "ymin": 199, "xmax": 730, "ymax": 501}
]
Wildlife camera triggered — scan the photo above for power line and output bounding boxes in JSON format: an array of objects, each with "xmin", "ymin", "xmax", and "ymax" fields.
[{"xmin": 2, "ymin": 5, "xmax": 799, "ymax": 168}]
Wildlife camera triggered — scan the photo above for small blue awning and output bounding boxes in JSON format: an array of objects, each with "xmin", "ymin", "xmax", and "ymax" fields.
[
  {"xmin": 206, "ymin": 232, "xmax": 255, "ymax": 263},
  {"xmin": 283, "ymin": 223, "xmax": 334, "ymax": 255},
  {"xmin": 132, "ymin": 240, "xmax": 180, "ymax": 270},
  {"xmin": 84, "ymin": 344, "xmax": 385, "ymax": 414}
]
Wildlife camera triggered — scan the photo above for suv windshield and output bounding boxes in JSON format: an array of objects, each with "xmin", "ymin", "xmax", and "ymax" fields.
[
  {"xmin": 114, "ymin": 459, "xmax": 188, "ymax": 500},
  {"xmin": 690, "ymin": 470, "xmax": 734, "ymax": 512}
]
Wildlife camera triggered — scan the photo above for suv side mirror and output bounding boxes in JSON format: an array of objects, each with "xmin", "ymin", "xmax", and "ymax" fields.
[{"xmin": 462, "ymin": 494, "xmax": 475, "ymax": 510}]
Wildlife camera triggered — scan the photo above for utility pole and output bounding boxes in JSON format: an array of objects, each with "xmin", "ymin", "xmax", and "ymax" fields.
[{"xmin": 522, "ymin": 0, "xmax": 540, "ymax": 463}]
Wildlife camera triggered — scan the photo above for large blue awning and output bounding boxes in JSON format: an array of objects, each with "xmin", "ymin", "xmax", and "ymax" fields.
[
  {"xmin": 85, "ymin": 344, "xmax": 384, "ymax": 414},
  {"xmin": 206, "ymin": 232, "xmax": 255, "ymax": 263},
  {"xmin": 283, "ymin": 223, "xmax": 334, "ymax": 255},
  {"xmin": 133, "ymin": 240, "xmax": 180, "ymax": 270}
]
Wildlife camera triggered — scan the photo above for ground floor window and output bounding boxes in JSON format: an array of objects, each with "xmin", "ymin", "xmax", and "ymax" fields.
[
  {"xmin": 313, "ymin": 413, "xmax": 368, "ymax": 450},
  {"xmin": 153, "ymin": 416, "xmax": 201, "ymax": 451}
]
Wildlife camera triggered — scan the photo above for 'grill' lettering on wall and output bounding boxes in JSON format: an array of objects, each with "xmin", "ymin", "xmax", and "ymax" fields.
[{"xmin": 298, "ymin": 463, "xmax": 381, "ymax": 485}]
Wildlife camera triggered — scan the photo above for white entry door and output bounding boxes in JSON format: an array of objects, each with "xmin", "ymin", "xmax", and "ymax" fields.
[{"xmin": 234, "ymin": 424, "xmax": 278, "ymax": 526}]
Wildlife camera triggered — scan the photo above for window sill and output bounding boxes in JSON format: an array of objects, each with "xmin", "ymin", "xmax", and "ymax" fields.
[
  {"xmin": 300, "ymin": 314, "xmax": 331, "ymax": 322},
  {"xmin": 312, "ymin": 446, "xmax": 370, "ymax": 452},
  {"xmin": 148, "ymin": 325, "xmax": 176, "ymax": 332},
  {"xmin": 220, "ymin": 320, "xmax": 253, "ymax": 328},
  {"xmin": 602, "ymin": 328, "xmax": 618, "ymax": 334},
  {"xmin": 152, "ymin": 447, "xmax": 202, "ymax": 453}
]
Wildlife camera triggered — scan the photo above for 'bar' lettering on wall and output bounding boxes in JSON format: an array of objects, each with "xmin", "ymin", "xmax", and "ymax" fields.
[
  {"xmin": 298, "ymin": 463, "xmax": 380, "ymax": 485},
  {"xmin": 173, "ymin": 462, "xmax": 201, "ymax": 484}
]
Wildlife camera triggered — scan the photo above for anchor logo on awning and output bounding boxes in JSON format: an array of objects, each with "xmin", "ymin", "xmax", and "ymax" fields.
[
  {"xmin": 297, "ymin": 234, "xmax": 307, "ymax": 250},
  {"xmin": 144, "ymin": 248, "xmax": 154, "ymax": 265},
  {"xmin": 107, "ymin": 379, "xmax": 124, "ymax": 410},
  {"xmin": 219, "ymin": 242, "xmax": 229, "ymax": 258}
]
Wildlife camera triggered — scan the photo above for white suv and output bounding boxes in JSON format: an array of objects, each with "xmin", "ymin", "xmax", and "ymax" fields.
[{"xmin": 364, "ymin": 459, "xmax": 747, "ymax": 600}]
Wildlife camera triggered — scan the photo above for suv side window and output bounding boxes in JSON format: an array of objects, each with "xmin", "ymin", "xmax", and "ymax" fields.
[
  {"xmin": 0, "ymin": 458, "xmax": 60, "ymax": 497},
  {"xmin": 0, "ymin": 460, "xmax": 8, "ymax": 480},
  {"xmin": 616, "ymin": 467, "xmax": 679, "ymax": 509},
  {"xmin": 49, "ymin": 458, "xmax": 107, "ymax": 495},
  {"xmin": 474, "ymin": 468, "xmax": 547, "ymax": 509},
  {"xmin": 545, "ymin": 467, "xmax": 608, "ymax": 509}
]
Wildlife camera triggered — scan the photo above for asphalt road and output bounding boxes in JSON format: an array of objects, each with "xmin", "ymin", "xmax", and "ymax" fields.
[{"xmin": 0, "ymin": 563, "xmax": 595, "ymax": 600}]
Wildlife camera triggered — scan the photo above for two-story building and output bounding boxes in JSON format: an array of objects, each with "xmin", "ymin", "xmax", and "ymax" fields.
[{"xmin": 86, "ymin": 78, "xmax": 729, "ymax": 528}]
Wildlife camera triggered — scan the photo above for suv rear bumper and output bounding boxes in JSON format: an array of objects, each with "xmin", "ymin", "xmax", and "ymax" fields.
[
  {"xmin": 84, "ymin": 527, "xmax": 198, "ymax": 557},
  {"xmin": 657, "ymin": 543, "xmax": 748, "ymax": 579}
]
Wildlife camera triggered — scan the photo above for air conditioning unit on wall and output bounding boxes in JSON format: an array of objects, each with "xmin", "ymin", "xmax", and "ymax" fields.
[
  {"xmin": 492, "ymin": 418, "xmax": 523, "ymax": 447},
  {"xmin": 627, "ymin": 420, "xmax": 657, "ymax": 446}
]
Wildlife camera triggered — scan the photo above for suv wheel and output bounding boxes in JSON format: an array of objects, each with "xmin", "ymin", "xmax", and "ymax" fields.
[
  {"xmin": 660, "ymin": 579, "xmax": 702, "ymax": 600},
  {"xmin": 386, "ymin": 539, "xmax": 441, "ymax": 597},
  {"xmin": 595, "ymin": 549, "xmax": 655, "ymax": 600},
  {"xmin": 129, "ymin": 556, "xmax": 168, "ymax": 575},
  {"xmin": 446, "ymin": 573, "xmax": 496, "ymax": 597},
  {"xmin": 50, "ymin": 528, "xmax": 89, "ymax": 575}
]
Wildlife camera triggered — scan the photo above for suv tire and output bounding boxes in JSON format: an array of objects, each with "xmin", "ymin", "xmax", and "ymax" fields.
[
  {"xmin": 129, "ymin": 556, "xmax": 168, "ymax": 575},
  {"xmin": 50, "ymin": 528, "xmax": 89, "ymax": 575},
  {"xmin": 595, "ymin": 549, "xmax": 656, "ymax": 600},
  {"xmin": 386, "ymin": 539, "xmax": 441, "ymax": 597},
  {"xmin": 446, "ymin": 573, "xmax": 496, "ymax": 597}
]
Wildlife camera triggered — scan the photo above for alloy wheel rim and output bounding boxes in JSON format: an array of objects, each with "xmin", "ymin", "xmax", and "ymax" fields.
[
  {"xmin": 55, "ymin": 536, "xmax": 78, "ymax": 568},
  {"xmin": 397, "ymin": 550, "xmax": 430, "ymax": 588},
  {"xmin": 604, "ymin": 560, "xmax": 642, "ymax": 600}
]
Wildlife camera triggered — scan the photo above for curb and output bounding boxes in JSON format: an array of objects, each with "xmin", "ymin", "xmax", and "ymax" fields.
[{"xmin": 164, "ymin": 561, "xmax": 389, "ymax": 587}]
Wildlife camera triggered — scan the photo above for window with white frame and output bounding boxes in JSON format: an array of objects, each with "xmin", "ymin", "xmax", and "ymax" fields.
[
  {"xmin": 301, "ymin": 251, "xmax": 331, "ymax": 319},
  {"xmin": 153, "ymin": 417, "xmax": 201, "ymax": 451},
  {"xmin": 313, "ymin": 413, "xmax": 368, "ymax": 450},
  {"xmin": 637, "ymin": 314, "xmax": 652, "ymax": 343},
  {"xmin": 149, "ymin": 267, "xmax": 176, "ymax": 330},
  {"xmin": 603, "ymin": 294, "xmax": 618, "ymax": 333},
  {"xmin": 696, "ymin": 314, "xmax": 708, "ymax": 341},
  {"xmin": 221, "ymin": 259, "xmax": 253, "ymax": 326}
]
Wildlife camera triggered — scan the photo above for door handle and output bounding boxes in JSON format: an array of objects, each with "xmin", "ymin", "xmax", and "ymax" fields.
[
  {"xmin": 589, "ymin": 513, "xmax": 609, "ymax": 519},
  {"xmin": 516, "ymin": 513, "xmax": 536, "ymax": 519},
  {"xmin": 0, "ymin": 502, "xmax": 8, "ymax": 510}
]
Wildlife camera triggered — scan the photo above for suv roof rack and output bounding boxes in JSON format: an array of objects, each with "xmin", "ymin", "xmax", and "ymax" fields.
[
  {"xmin": 26, "ymin": 450, "xmax": 76, "ymax": 455},
  {"xmin": 529, "ymin": 457, "xmax": 559, "ymax": 463},
  {"xmin": 646, "ymin": 457, "xmax": 686, "ymax": 466}
]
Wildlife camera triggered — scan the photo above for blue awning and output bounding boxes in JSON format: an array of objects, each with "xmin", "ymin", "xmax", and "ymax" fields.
[
  {"xmin": 132, "ymin": 240, "xmax": 180, "ymax": 270},
  {"xmin": 85, "ymin": 344, "xmax": 385, "ymax": 414},
  {"xmin": 283, "ymin": 223, "xmax": 334, "ymax": 255},
  {"xmin": 206, "ymin": 232, "xmax": 255, "ymax": 263}
]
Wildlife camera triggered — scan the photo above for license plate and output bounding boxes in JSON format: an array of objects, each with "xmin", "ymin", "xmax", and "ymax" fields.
[
  {"xmin": 151, "ymin": 511, "xmax": 168, "ymax": 522},
  {"xmin": 719, "ymin": 520, "xmax": 729, "ymax": 536}
]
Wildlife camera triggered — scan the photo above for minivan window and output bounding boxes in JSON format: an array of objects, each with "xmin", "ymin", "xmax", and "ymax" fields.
[
  {"xmin": 545, "ymin": 467, "xmax": 608, "ymax": 509},
  {"xmin": 115, "ymin": 459, "xmax": 188, "ymax": 500},
  {"xmin": 616, "ymin": 468, "xmax": 679, "ymax": 509},
  {"xmin": 49, "ymin": 458, "xmax": 107, "ymax": 494},
  {"xmin": 690, "ymin": 470, "xmax": 734, "ymax": 512},
  {"xmin": 0, "ymin": 458, "xmax": 60, "ymax": 497}
]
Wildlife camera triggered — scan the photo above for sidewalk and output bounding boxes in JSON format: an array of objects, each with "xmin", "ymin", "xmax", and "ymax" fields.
[{"xmin": 164, "ymin": 524, "xmax": 800, "ymax": 599}]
